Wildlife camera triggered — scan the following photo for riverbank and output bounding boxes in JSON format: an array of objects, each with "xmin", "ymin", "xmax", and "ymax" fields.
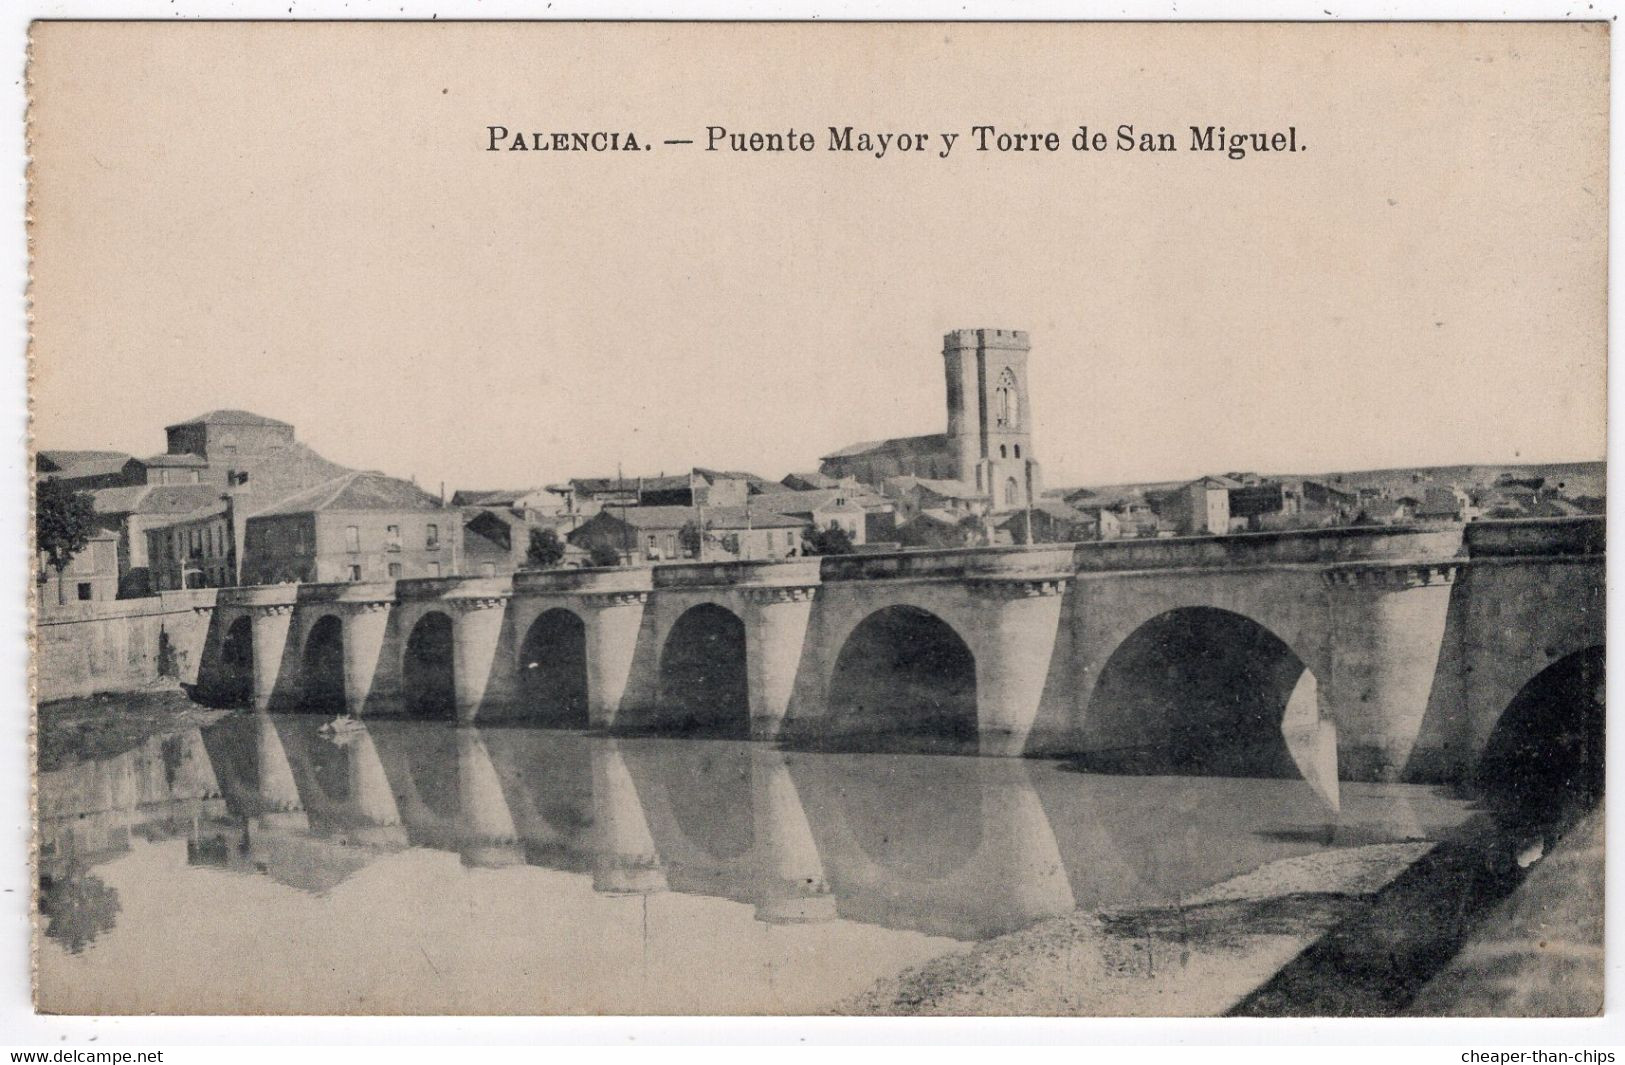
[
  {"xmin": 37, "ymin": 685, "xmax": 230, "ymax": 773},
  {"xmin": 842, "ymin": 809, "xmax": 1602, "ymax": 1017}
]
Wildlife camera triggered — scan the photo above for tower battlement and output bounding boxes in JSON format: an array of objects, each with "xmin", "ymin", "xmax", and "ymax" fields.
[{"xmin": 943, "ymin": 328, "xmax": 1030, "ymax": 353}]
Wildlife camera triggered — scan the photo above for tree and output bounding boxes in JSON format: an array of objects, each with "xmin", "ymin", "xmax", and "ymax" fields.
[
  {"xmin": 36, "ymin": 478, "xmax": 96, "ymax": 605},
  {"xmin": 526, "ymin": 526, "xmax": 566, "ymax": 568},
  {"xmin": 587, "ymin": 542, "xmax": 622, "ymax": 568},
  {"xmin": 677, "ymin": 520, "xmax": 704, "ymax": 559},
  {"xmin": 801, "ymin": 522, "xmax": 856, "ymax": 556}
]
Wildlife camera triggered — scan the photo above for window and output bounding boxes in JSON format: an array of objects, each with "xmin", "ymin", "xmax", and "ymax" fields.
[
  {"xmin": 1014, "ymin": 445, "xmax": 1022, "ymax": 459},
  {"xmin": 1005, "ymin": 477, "xmax": 1021, "ymax": 506},
  {"xmin": 348, "ymin": 564, "xmax": 362, "ymax": 581},
  {"xmin": 480, "ymin": 562, "xmax": 496, "ymax": 578},
  {"xmin": 995, "ymin": 367, "xmax": 1020, "ymax": 428},
  {"xmin": 426, "ymin": 524, "xmax": 439, "ymax": 549},
  {"xmin": 76, "ymin": 582, "xmax": 92, "ymax": 601},
  {"xmin": 385, "ymin": 524, "xmax": 401, "ymax": 551},
  {"xmin": 387, "ymin": 562, "xmax": 402, "ymax": 578},
  {"xmin": 786, "ymin": 531, "xmax": 795, "ymax": 546},
  {"xmin": 345, "ymin": 525, "xmax": 360, "ymax": 553},
  {"xmin": 999, "ymin": 445, "xmax": 1008, "ymax": 458},
  {"xmin": 427, "ymin": 561, "xmax": 441, "ymax": 578}
]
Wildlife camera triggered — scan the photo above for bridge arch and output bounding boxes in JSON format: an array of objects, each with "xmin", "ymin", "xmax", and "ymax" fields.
[
  {"xmin": 656, "ymin": 603, "xmax": 749, "ymax": 736},
  {"xmin": 826, "ymin": 605, "xmax": 978, "ymax": 748},
  {"xmin": 402, "ymin": 610, "xmax": 456, "ymax": 719},
  {"xmin": 301, "ymin": 614, "xmax": 346, "ymax": 713},
  {"xmin": 1474, "ymin": 645, "xmax": 1604, "ymax": 839},
  {"xmin": 218, "ymin": 615, "xmax": 254, "ymax": 708},
  {"xmin": 1082, "ymin": 606, "xmax": 1313, "ymax": 778},
  {"xmin": 518, "ymin": 608, "xmax": 589, "ymax": 727}
]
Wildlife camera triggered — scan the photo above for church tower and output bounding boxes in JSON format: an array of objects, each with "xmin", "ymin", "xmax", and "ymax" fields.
[{"xmin": 942, "ymin": 329, "xmax": 1042, "ymax": 512}]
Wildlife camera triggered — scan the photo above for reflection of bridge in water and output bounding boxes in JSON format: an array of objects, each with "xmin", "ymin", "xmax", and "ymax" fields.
[
  {"xmin": 164, "ymin": 717, "xmax": 1471, "ymax": 942},
  {"xmin": 190, "ymin": 518, "xmax": 1604, "ymax": 800}
]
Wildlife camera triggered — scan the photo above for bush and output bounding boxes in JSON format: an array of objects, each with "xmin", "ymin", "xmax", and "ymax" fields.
[
  {"xmin": 526, "ymin": 527, "xmax": 566, "ymax": 568},
  {"xmin": 587, "ymin": 543, "xmax": 622, "ymax": 568},
  {"xmin": 801, "ymin": 522, "xmax": 856, "ymax": 556}
]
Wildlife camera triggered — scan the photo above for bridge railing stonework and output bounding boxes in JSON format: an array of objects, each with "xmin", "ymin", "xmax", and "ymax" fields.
[{"xmin": 199, "ymin": 516, "xmax": 1603, "ymax": 783}]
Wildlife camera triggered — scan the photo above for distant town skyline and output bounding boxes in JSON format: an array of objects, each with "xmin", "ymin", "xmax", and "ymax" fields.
[{"xmin": 29, "ymin": 23, "xmax": 1606, "ymax": 496}]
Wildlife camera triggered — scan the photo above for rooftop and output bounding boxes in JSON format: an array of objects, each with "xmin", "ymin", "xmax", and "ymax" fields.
[
  {"xmin": 250, "ymin": 471, "xmax": 445, "ymax": 517},
  {"xmin": 37, "ymin": 450, "xmax": 134, "ymax": 479},
  {"xmin": 90, "ymin": 484, "xmax": 223, "ymax": 517},
  {"xmin": 165, "ymin": 409, "xmax": 293, "ymax": 430},
  {"xmin": 586, "ymin": 505, "xmax": 805, "ymax": 531}
]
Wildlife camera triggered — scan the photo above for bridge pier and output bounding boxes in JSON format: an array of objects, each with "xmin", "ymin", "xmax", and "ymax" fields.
[
  {"xmin": 339, "ymin": 600, "xmax": 393, "ymax": 716},
  {"xmin": 1323, "ymin": 562, "xmax": 1463, "ymax": 782},
  {"xmin": 743, "ymin": 586, "xmax": 818, "ymax": 740},
  {"xmin": 581, "ymin": 593, "xmax": 648, "ymax": 729},
  {"xmin": 971, "ymin": 577, "xmax": 1068, "ymax": 757},
  {"xmin": 249, "ymin": 604, "xmax": 295, "ymax": 711},
  {"xmin": 589, "ymin": 739, "xmax": 667, "ymax": 895},
  {"xmin": 449, "ymin": 595, "xmax": 510, "ymax": 723},
  {"xmin": 749, "ymin": 747, "xmax": 834, "ymax": 923}
]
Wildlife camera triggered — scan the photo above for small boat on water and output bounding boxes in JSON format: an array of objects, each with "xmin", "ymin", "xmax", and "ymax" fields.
[{"xmin": 318, "ymin": 715, "xmax": 366, "ymax": 739}]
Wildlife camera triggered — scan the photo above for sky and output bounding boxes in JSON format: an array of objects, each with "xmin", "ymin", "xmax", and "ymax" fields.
[{"xmin": 27, "ymin": 22, "xmax": 1608, "ymax": 493}]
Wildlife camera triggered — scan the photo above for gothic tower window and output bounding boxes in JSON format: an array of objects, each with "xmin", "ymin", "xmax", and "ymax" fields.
[
  {"xmin": 995, "ymin": 368, "xmax": 1020, "ymax": 428},
  {"xmin": 1005, "ymin": 477, "xmax": 1021, "ymax": 506}
]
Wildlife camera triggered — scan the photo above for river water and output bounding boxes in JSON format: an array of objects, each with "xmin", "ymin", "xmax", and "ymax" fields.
[{"xmin": 36, "ymin": 713, "xmax": 1476, "ymax": 1015}]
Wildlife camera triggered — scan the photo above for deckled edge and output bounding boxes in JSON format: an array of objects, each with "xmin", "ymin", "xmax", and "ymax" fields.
[{"xmin": 24, "ymin": 16, "xmax": 39, "ymax": 1015}]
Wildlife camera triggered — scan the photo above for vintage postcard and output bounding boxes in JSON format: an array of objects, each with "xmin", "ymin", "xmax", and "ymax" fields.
[{"xmin": 27, "ymin": 20, "xmax": 1606, "ymax": 1017}]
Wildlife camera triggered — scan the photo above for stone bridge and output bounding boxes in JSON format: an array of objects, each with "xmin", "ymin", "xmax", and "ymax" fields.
[{"xmin": 191, "ymin": 516, "xmax": 1604, "ymax": 785}]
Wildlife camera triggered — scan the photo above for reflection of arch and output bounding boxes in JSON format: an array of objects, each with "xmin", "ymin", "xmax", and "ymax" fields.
[
  {"xmin": 827, "ymin": 606, "xmax": 977, "ymax": 743},
  {"xmin": 1475, "ymin": 646, "xmax": 1604, "ymax": 836},
  {"xmin": 518, "ymin": 609, "xmax": 588, "ymax": 727},
  {"xmin": 1084, "ymin": 607, "xmax": 1307, "ymax": 778},
  {"xmin": 301, "ymin": 615, "xmax": 345, "ymax": 713},
  {"xmin": 403, "ymin": 612, "xmax": 455, "ymax": 719},
  {"xmin": 657, "ymin": 604, "xmax": 748, "ymax": 736},
  {"xmin": 220, "ymin": 616, "xmax": 254, "ymax": 707}
]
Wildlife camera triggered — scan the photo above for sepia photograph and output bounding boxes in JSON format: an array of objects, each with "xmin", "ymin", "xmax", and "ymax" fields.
[{"xmin": 22, "ymin": 18, "xmax": 1609, "ymax": 1025}]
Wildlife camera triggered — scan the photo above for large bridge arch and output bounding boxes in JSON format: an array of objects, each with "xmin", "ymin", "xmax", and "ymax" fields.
[
  {"xmin": 655, "ymin": 602, "xmax": 749, "ymax": 736},
  {"xmin": 1080, "ymin": 605, "xmax": 1318, "ymax": 779},
  {"xmin": 300, "ymin": 614, "xmax": 346, "ymax": 713},
  {"xmin": 517, "ymin": 608, "xmax": 589, "ymax": 727},
  {"xmin": 825, "ymin": 605, "xmax": 978, "ymax": 748},
  {"xmin": 1473, "ymin": 644, "xmax": 1604, "ymax": 839},
  {"xmin": 402, "ymin": 610, "xmax": 456, "ymax": 719}
]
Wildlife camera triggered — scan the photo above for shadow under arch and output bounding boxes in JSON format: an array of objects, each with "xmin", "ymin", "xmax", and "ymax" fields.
[
  {"xmin": 517, "ymin": 608, "xmax": 589, "ymax": 727},
  {"xmin": 218, "ymin": 615, "xmax": 254, "ymax": 708},
  {"xmin": 1474, "ymin": 645, "xmax": 1605, "ymax": 840},
  {"xmin": 654, "ymin": 603, "xmax": 748, "ymax": 737},
  {"xmin": 402, "ymin": 611, "xmax": 456, "ymax": 719},
  {"xmin": 1078, "ymin": 606, "xmax": 1310, "ymax": 778},
  {"xmin": 301, "ymin": 614, "xmax": 346, "ymax": 713},
  {"xmin": 816, "ymin": 605, "xmax": 977, "ymax": 753}
]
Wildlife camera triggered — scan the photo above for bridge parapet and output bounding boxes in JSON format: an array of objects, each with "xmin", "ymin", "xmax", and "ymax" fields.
[
  {"xmin": 394, "ymin": 574, "xmax": 514, "ymax": 604},
  {"xmin": 1071, "ymin": 524, "xmax": 1466, "ymax": 573},
  {"xmin": 1465, "ymin": 515, "xmax": 1604, "ymax": 558},
  {"xmin": 291, "ymin": 580, "xmax": 398, "ymax": 608},
  {"xmin": 819, "ymin": 544, "xmax": 1073, "ymax": 585},
  {"xmin": 216, "ymin": 584, "xmax": 300, "ymax": 612},
  {"xmin": 652, "ymin": 557, "xmax": 824, "ymax": 592},
  {"xmin": 513, "ymin": 566, "xmax": 654, "ymax": 605}
]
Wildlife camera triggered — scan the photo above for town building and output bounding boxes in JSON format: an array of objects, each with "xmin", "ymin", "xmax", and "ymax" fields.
[
  {"xmin": 819, "ymin": 329, "xmax": 1043, "ymax": 513},
  {"xmin": 1151, "ymin": 476, "xmax": 1238, "ymax": 536},
  {"xmin": 145, "ymin": 501, "xmax": 234, "ymax": 590},
  {"xmin": 994, "ymin": 498, "xmax": 1099, "ymax": 544},
  {"xmin": 1414, "ymin": 483, "xmax": 1475, "ymax": 522},
  {"xmin": 567, "ymin": 505, "xmax": 806, "ymax": 564},
  {"xmin": 239, "ymin": 471, "xmax": 462, "ymax": 585},
  {"xmin": 158, "ymin": 409, "xmax": 353, "ymax": 498},
  {"xmin": 90, "ymin": 483, "xmax": 226, "ymax": 597},
  {"xmin": 36, "ymin": 451, "xmax": 142, "ymax": 492},
  {"xmin": 37, "ymin": 530, "xmax": 120, "ymax": 609},
  {"xmin": 750, "ymin": 489, "xmax": 868, "ymax": 545}
]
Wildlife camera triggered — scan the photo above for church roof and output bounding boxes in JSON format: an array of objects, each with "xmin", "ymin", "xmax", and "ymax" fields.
[{"xmin": 820, "ymin": 433, "xmax": 947, "ymax": 462}]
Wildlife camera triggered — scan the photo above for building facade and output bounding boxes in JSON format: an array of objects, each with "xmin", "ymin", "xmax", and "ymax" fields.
[{"xmin": 240, "ymin": 472, "xmax": 463, "ymax": 585}]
